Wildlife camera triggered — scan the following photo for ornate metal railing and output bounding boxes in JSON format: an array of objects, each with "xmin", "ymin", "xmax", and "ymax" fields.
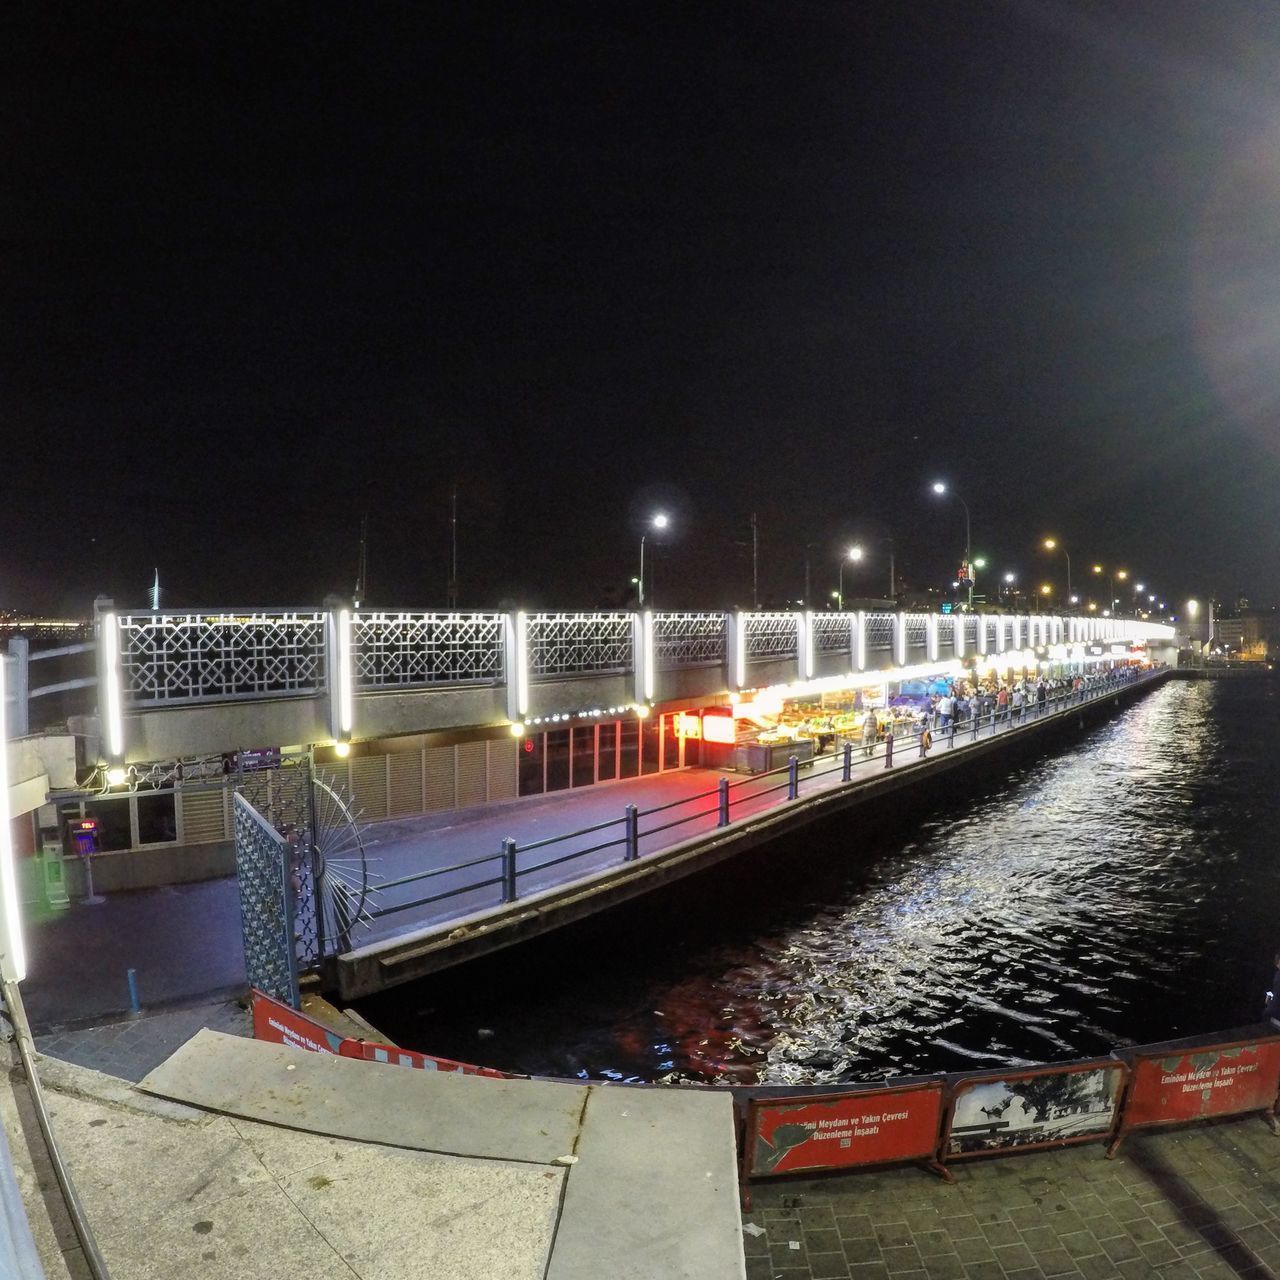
[
  {"xmin": 654, "ymin": 612, "xmax": 727, "ymax": 669},
  {"xmin": 232, "ymin": 793, "xmax": 300, "ymax": 1008},
  {"xmin": 905, "ymin": 614, "xmax": 928, "ymax": 650},
  {"xmin": 938, "ymin": 615, "xmax": 956, "ymax": 652},
  {"xmin": 745, "ymin": 612, "xmax": 798, "ymax": 662},
  {"xmin": 813, "ymin": 613, "xmax": 852, "ymax": 654},
  {"xmin": 527, "ymin": 612, "xmax": 633, "ymax": 677},
  {"xmin": 866, "ymin": 613, "xmax": 894, "ymax": 652},
  {"xmin": 352, "ymin": 611, "xmax": 504, "ymax": 688},
  {"xmin": 117, "ymin": 610, "xmax": 326, "ymax": 706}
]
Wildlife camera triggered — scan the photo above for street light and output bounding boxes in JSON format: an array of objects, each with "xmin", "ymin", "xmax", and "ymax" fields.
[
  {"xmin": 638, "ymin": 512, "xmax": 669, "ymax": 607},
  {"xmin": 1042, "ymin": 538, "xmax": 1072, "ymax": 604},
  {"xmin": 838, "ymin": 545, "xmax": 864, "ymax": 609},
  {"xmin": 1003, "ymin": 570, "xmax": 1016, "ymax": 604},
  {"xmin": 932, "ymin": 481, "xmax": 973, "ymax": 609}
]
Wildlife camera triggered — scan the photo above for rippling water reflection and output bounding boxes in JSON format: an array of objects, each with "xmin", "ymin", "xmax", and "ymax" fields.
[{"xmin": 365, "ymin": 679, "xmax": 1280, "ymax": 1084}]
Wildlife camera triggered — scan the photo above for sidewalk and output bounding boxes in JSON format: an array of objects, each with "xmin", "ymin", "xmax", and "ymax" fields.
[{"xmin": 742, "ymin": 1115, "xmax": 1280, "ymax": 1279}]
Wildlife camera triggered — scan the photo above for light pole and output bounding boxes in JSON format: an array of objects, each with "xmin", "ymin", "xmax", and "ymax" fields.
[
  {"xmin": 638, "ymin": 512, "xmax": 669, "ymax": 607},
  {"xmin": 1042, "ymin": 538, "xmax": 1072, "ymax": 607},
  {"xmin": 931, "ymin": 482, "xmax": 972, "ymax": 609},
  {"xmin": 838, "ymin": 545, "xmax": 864, "ymax": 609}
]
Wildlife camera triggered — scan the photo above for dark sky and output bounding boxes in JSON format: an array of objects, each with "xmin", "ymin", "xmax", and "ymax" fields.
[{"xmin": 7, "ymin": 1, "xmax": 1280, "ymax": 614}]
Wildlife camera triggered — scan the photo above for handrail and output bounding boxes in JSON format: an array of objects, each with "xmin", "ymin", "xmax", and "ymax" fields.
[{"xmin": 2, "ymin": 977, "xmax": 112, "ymax": 1279}]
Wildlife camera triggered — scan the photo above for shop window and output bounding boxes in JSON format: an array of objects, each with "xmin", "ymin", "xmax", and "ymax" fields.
[
  {"xmin": 598, "ymin": 723, "xmax": 617, "ymax": 781},
  {"xmin": 618, "ymin": 720, "xmax": 640, "ymax": 779},
  {"xmin": 518, "ymin": 735, "xmax": 545, "ymax": 797},
  {"xmin": 136, "ymin": 790, "xmax": 178, "ymax": 844},
  {"xmin": 84, "ymin": 799, "xmax": 132, "ymax": 852},
  {"xmin": 641, "ymin": 717, "xmax": 661, "ymax": 775},
  {"xmin": 682, "ymin": 734, "xmax": 701, "ymax": 768},
  {"xmin": 571, "ymin": 726, "xmax": 596, "ymax": 787},
  {"xmin": 545, "ymin": 728, "xmax": 571, "ymax": 792}
]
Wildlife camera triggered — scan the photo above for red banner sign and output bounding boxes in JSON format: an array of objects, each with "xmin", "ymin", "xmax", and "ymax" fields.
[
  {"xmin": 251, "ymin": 989, "xmax": 349, "ymax": 1056},
  {"xmin": 745, "ymin": 1082, "xmax": 944, "ymax": 1178},
  {"xmin": 1121, "ymin": 1037, "xmax": 1280, "ymax": 1132},
  {"xmin": 354, "ymin": 1040, "xmax": 515, "ymax": 1079}
]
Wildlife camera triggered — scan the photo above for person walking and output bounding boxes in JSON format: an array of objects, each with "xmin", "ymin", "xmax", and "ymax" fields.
[
  {"xmin": 1011, "ymin": 686, "xmax": 1025, "ymax": 722},
  {"xmin": 860, "ymin": 709, "xmax": 878, "ymax": 759},
  {"xmin": 996, "ymin": 684, "xmax": 1009, "ymax": 721},
  {"xmin": 1036, "ymin": 680, "xmax": 1047, "ymax": 713}
]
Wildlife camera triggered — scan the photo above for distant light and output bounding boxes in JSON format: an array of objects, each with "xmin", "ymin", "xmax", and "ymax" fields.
[
  {"xmin": 932, "ymin": 481, "xmax": 947, "ymax": 495},
  {"xmin": 509, "ymin": 721, "xmax": 526, "ymax": 737},
  {"xmin": 1070, "ymin": 595, "xmax": 1080, "ymax": 604},
  {"xmin": 1005, "ymin": 573, "xmax": 1016, "ymax": 584},
  {"xmin": 635, "ymin": 704, "xmax": 651, "ymax": 719},
  {"xmin": 334, "ymin": 741, "xmax": 351, "ymax": 759},
  {"xmin": 1043, "ymin": 538, "xmax": 1057, "ymax": 550},
  {"xmin": 848, "ymin": 545, "xmax": 864, "ymax": 561},
  {"xmin": 1093, "ymin": 564, "xmax": 1103, "ymax": 574},
  {"xmin": 1040, "ymin": 584, "xmax": 1051, "ymax": 595},
  {"xmin": 1117, "ymin": 569, "xmax": 1129, "ymax": 581},
  {"xmin": 652, "ymin": 512, "xmax": 669, "ymax": 530},
  {"xmin": 1135, "ymin": 582, "xmax": 1145, "ymax": 592},
  {"xmin": 973, "ymin": 557, "xmax": 987, "ymax": 569},
  {"xmin": 1187, "ymin": 599, "xmax": 1200, "ymax": 618},
  {"xmin": 106, "ymin": 766, "xmax": 127, "ymax": 786}
]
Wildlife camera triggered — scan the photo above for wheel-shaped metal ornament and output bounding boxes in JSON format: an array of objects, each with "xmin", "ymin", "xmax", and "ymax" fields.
[{"xmin": 310, "ymin": 773, "xmax": 370, "ymax": 954}]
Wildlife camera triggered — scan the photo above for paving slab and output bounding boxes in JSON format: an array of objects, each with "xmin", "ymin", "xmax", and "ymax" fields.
[
  {"xmin": 549, "ymin": 1083, "xmax": 745, "ymax": 1280},
  {"xmin": 138, "ymin": 1027, "xmax": 588, "ymax": 1163}
]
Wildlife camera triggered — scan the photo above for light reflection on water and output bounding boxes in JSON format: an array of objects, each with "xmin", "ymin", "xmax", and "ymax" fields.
[{"xmin": 369, "ymin": 679, "xmax": 1280, "ymax": 1084}]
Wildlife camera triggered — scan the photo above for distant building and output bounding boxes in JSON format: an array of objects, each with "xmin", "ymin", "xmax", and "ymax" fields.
[{"xmin": 1213, "ymin": 605, "xmax": 1279, "ymax": 659}]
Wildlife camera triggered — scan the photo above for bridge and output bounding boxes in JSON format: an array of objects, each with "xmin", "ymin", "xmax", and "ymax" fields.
[{"xmin": 56, "ymin": 600, "xmax": 1174, "ymax": 766}]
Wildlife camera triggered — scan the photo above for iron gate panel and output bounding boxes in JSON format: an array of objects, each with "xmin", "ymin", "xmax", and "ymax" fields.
[{"xmin": 232, "ymin": 793, "xmax": 300, "ymax": 1009}]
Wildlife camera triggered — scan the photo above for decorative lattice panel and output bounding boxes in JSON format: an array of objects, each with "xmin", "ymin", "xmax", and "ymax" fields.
[
  {"xmin": 352, "ymin": 612, "xmax": 504, "ymax": 688},
  {"xmin": 866, "ymin": 612, "xmax": 894, "ymax": 651},
  {"xmin": 526, "ymin": 613, "xmax": 633, "ymax": 676},
  {"xmin": 937, "ymin": 615, "xmax": 956, "ymax": 653},
  {"xmin": 118, "ymin": 611, "xmax": 326, "ymax": 706},
  {"xmin": 813, "ymin": 613, "xmax": 852, "ymax": 654},
  {"xmin": 232, "ymin": 793, "xmax": 300, "ymax": 1009},
  {"xmin": 963, "ymin": 615, "xmax": 980, "ymax": 649},
  {"xmin": 745, "ymin": 613, "xmax": 798, "ymax": 662},
  {"xmin": 905, "ymin": 615, "xmax": 928, "ymax": 649},
  {"xmin": 654, "ymin": 613, "xmax": 727, "ymax": 669}
]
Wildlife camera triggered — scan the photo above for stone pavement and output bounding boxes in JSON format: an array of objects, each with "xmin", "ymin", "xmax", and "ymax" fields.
[
  {"xmin": 742, "ymin": 1115, "xmax": 1280, "ymax": 1280},
  {"xmin": 34, "ymin": 996, "xmax": 250, "ymax": 1082}
]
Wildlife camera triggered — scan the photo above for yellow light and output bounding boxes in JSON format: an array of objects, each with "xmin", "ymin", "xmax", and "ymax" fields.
[
  {"xmin": 1092, "ymin": 564, "xmax": 1103, "ymax": 574},
  {"xmin": 509, "ymin": 721, "xmax": 526, "ymax": 737},
  {"xmin": 1117, "ymin": 569, "xmax": 1128, "ymax": 581},
  {"xmin": 106, "ymin": 766, "xmax": 127, "ymax": 786},
  {"xmin": 635, "ymin": 704, "xmax": 651, "ymax": 719},
  {"xmin": 1087, "ymin": 602, "xmax": 1097, "ymax": 611},
  {"xmin": 1040, "ymin": 584, "xmax": 1052, "ymax": 595},
  {"xmin": 1043, "ymin": 538, "xmax": 1057, "ymax": 550},
  {"xmin": 334, "ymin": 741, "xmax": 351, "ymax": 758},
  {"xmin": 1187, "ymin": 599, "xmax": 1200, "ymax": 618}
]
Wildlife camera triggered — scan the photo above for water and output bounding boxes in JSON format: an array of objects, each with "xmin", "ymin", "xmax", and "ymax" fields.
[{"xmin": 358, "ymin": 678, "xmax": 1280, "ymax": 1086}]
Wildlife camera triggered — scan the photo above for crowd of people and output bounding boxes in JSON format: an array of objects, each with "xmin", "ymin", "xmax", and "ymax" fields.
[{"xmin": 850, "ymin": 663, "xmax": 1153, "ymax": 756}]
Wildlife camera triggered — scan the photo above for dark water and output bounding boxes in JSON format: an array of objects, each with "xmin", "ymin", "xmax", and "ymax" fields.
[{"xmin": 359, "ymin": 679, "xmax": 1280, "ymax": 1086}]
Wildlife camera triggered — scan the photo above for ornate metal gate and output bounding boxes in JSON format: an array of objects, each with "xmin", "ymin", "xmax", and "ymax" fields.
[{"xmin": 231, "ymin": 793, "xmax": 300, "ymax": 1008}]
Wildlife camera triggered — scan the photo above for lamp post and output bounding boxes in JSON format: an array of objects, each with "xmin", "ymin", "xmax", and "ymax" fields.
[
  {"xmin": 931, "ymin": 481, "xmax": 972, "ymax": 609},
  {"xmin": 638, "ymin": 512, "xmax": 669, "ymax": 607},
  {"xmin": 838, "ymin": 545, "xmax": 864, "ymax": 609},
  {"xmin": 1042, "ymin": 538, "xmax": 1072, "ymax": 607}
]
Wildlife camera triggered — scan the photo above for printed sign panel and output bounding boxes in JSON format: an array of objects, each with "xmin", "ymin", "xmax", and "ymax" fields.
[
  {"xmin": 251, "ymin": 989, "xmax": 348, "ymax": 1055},
  {"xmin": 946, "ymin": 1061, "xmax": 1124, "ymax": 1159},
  {"xmin": 746, "ymin": 1082, "xmax": 945, "ymax": 1177},
  {"xmin": 1122, "ymin": 1038, "xmax": 1280, "ymax": 1130},
  {"xmin": 355, "ymin": 1040, "xmax": 516, "ymax": 1080}
]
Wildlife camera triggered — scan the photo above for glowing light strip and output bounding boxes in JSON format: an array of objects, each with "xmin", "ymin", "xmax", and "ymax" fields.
[
  {"xmin": 927, "ymin": 613, "xmax": 939, "ymax": 662},
  {"xmin": 515, "ymin": 611, "xmax": 529, "ymax": 717},
  {"xmin": 801, "ymin": 611, "xmax": 814, "ymax": 680},
  {"xmin": 102, "ymin": 612, "xmax": 125, "ymax": 760},
  {"xmin": 855, "ymin": 610, "xmax": 866, "ymax": 672},
  {"xmin": 337, "ymin": 609, "xmax": 354, "ymax": 734},
  {"xmin": 0, "ymin": 659, "xmax": 26, "ymax": 982},
  {"xmin": 734, "ymin": 612, "xmax": 746, "ymax": 689},
  {"xmin": 955, "ymin": 613, "xmax": 965, "ymax": 658},
  {"xmin": 895, "ymin": 611, "xmax": 906, "ymax": 665},
  {"xmin": 642, "ymin": 611, "xmax": 655, "ymax": 702}
]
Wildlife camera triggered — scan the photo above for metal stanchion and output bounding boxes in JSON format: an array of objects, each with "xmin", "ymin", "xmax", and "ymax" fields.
[{"xmin": 717, "ymin": 778, "xmax": 730, "ymax": 827}]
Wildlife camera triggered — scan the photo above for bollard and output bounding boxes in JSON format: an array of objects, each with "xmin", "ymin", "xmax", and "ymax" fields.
[
  {"xmin": 841, "ymin": 742, "xmax": 853, "ymax": 783},
  {"xmin": 949, "ymin": 721, "xmax": 956, "ymax": 748},
  {"xmin": 787, "ymin": 755, "xmax": 799, "ymax": 800},
  {"xmin": 884, "ymin": 731, "xmax": 894, "ymax": 768},
  {"xmin": 126, "ymin": 968, "xmax": 141, "ymax": 1017},
  {"xmin": 624, "ymin": 804, "xmax": 639, "ymax": 860},
  {"xmin": 972, "ymin": 713, "xmax": 979, "ymax": 740},
  {"xmin": 717, "ymin": 778, "xmax": 730, "ymax": 828},
  {"xmin": 501, "ymin": 837, "xmax": 518, "ymax": 903}
]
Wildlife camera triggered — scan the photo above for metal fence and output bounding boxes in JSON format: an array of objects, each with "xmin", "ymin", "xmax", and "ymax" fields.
[{"xmin": 231, "ymin": 792, "xmax": 300, "ymax": 1008}]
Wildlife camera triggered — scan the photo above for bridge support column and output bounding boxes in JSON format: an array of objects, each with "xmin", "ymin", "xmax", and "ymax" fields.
[{"xmin": 7, "ymin": 637, "xmax": 28, "ymax": 737}]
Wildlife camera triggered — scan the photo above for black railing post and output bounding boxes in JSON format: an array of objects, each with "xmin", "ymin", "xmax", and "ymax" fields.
[
  {"xmin": 842, "ymin": 742, "xmax": 852, "ymax": 782},
  {"xmin": 949, "ymin": 721, "xmax": 956, "ymax": 748},
  {"xmin": 884, "ymin": 731, "xmax": 894, "ymax": 768},
  {"xmin": 787, "ymin": 755, "xmax": 799, "ymax": 800},
  {"xmin": 624, "ymin": 804, "xmax": 639, "ymax": 861},
  {"xmin": 717, "ymin": 778, "xmax": 730, "ymax": 827},
  {"xmin": 502, "ymin": 837, "xmax": 518, "ymax": 903}
]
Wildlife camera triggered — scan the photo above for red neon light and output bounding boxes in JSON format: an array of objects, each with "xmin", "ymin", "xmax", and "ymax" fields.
[
  {"xmin": 77, "ymin": 819, "xmax": 99, "ymax": 831},
  {"xmin": 701, "ymin": 713, "xmax": 736, "ymax": 745}
]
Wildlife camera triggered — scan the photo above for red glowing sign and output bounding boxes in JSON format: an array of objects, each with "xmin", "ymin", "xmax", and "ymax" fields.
[
  {"xmin": 77, "ymin": 819, "xmax": 99, "ymax": 832},
  {"xmin": 701, "ymin": 713, "xmax": 736, "ymax": 745}
]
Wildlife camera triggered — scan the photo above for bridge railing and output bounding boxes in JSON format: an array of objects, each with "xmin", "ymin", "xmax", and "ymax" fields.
[
  {"xmin": 357, "ymin": 667, "xmax": 1168, "ymax": 937},
  {"xmin": 75, "ymin": 600, "xmax": 1178, "ymax": 763}
]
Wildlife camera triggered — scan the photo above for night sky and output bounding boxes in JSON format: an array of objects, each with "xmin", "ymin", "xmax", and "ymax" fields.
[{"xmin": 7, "ymin": 1, "xmax": 1280, "ymax": 615}]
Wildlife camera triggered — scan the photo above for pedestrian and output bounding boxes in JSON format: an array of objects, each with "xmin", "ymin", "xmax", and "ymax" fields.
[
  {"xmin": 1265, "ymin": 950, "xmax": 1280, "ymax": 1024},
  {"xmin": 1011, "ymin": 686, "xmax": 1025, "ymax": 721},
  {"xmin": 860, "ymin": 709, "xmax": 877, "ymax": 759},
  {"xmin": 996, "ymin": 685, "xmax": 1009, "ymax": 721},
  {"xmin": 1036, "ymin": 680, "xmax": 1047, "ymax": 712},
  {"xmin": 938, "ymin": 690, "xmax": 955, "ymax": 730}
]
